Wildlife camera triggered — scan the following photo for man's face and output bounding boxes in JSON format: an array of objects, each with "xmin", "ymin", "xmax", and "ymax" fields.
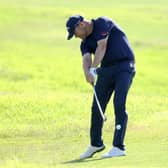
[{"xmin": 74, "ymin": 22, "xmax": 87, "ymax": 40}]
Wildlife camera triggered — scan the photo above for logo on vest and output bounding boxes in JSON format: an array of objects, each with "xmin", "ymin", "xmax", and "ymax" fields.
[{"xmin": 101, "ymin": 32, "xmax": 108, "ymax": 36}]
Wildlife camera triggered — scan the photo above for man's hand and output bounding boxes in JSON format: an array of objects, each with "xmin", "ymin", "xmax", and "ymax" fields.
[
  {"xmin": 85, "ymin": 71, "xmax": 95, "ymax": 84},
  {"xmin": 84, "ymin": 68, "xmax": 97, "ymax": 84},
  {"xmin": 89, "ymin": 67, "xmax": 97, "ymax": 79}
]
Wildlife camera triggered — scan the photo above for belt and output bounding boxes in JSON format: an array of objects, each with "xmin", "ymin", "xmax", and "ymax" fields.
[{"xmin": 102, "ymin": 59, "xmax": 135, "ymax": 67}]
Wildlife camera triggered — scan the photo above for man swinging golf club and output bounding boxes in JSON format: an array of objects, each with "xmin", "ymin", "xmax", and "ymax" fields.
[{"xmin": 66, "ymin": 15, "xmax": 135, "ymax": 159}]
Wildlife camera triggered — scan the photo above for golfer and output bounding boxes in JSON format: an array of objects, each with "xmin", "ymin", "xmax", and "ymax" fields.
[{"xmin": 66, "ymin": 15, "xmax": 135, "ymax": 159}]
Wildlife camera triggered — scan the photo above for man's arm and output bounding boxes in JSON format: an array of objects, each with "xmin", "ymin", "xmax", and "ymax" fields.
[
  {"xmin": 82, "ymin": 53, "xmax": 95, "ymax": 84},
  {"xmin": 91, "ymin": 36, "xmax": 108, "ymax": 68},
  {"xmin": 82, "ymin": 53, "xmax": 92, "ymax": 75}
]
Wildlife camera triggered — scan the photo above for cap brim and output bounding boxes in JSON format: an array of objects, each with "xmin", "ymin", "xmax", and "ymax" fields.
[{"xmin": 67, "ymin": 31, "xmax": 74, "ymax": 40}]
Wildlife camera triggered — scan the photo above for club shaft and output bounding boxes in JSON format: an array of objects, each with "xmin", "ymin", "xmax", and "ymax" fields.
[{"xmin": 92, "ymin": 85, "xmax": 106, "ymax": 121}]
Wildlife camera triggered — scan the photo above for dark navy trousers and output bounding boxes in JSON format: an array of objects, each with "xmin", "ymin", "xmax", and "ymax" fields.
[{"xmin": 90, "ymin": 61, "xmax": 135, "ymax": 150}]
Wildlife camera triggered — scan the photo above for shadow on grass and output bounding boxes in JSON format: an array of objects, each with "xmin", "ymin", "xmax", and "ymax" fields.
[{"xmin": 61, "ymin": 157, "xmax": 105, "ymax": 164}]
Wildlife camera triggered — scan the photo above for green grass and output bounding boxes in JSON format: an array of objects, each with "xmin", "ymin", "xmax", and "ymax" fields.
[{"xmin": 0, "ymin": 0, "xmax": 168, "ymax": 167}]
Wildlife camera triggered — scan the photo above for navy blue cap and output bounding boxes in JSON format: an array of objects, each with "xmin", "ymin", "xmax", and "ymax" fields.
[{"xmin": 66, "ymin": 15, "xmax": 84, "ymax": 40}]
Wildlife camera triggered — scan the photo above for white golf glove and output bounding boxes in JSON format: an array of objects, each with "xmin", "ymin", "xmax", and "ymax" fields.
[{"xmin": 89, "ymin": 67, "xmax": 97, "ymax": 79}]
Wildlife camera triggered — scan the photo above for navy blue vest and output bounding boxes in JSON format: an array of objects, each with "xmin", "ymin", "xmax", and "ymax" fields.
[{"xmin": 80, "ymin": 17, "xmax": 135, "ymax": 67}]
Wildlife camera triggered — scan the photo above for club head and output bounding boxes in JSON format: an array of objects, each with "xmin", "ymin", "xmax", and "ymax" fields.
[{"xmin": 103, "ymin": 115, "xmax": 107, "ymax": 122}]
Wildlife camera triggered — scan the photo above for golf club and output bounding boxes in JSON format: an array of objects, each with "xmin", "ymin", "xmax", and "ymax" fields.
[{"xmin": 91, "ymin": 83, "xmax": 107, "ymax": 122}]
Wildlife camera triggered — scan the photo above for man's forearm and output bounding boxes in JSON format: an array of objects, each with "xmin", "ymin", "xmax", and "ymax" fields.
[
  {"xmin": 91, "ymin": 46, "xmax": 106, "ymax": 67},
  {"xmin": 91, "ymin": 37, "xmax": 108, "ymax": 68},
  {"xmin": 82, "ymin": 53, "xmax": 92, "ymax": 75}
]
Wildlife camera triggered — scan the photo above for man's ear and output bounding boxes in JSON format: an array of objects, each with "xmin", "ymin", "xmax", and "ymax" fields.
[{"xmin": 79, "ymin": 21, "xmax": 85, "ymax": 28}]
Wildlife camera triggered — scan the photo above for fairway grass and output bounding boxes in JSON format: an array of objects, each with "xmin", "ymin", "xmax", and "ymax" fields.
[{"xmin": 0, "ymin": 0, "xmax": 168, "ymax": 167}]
